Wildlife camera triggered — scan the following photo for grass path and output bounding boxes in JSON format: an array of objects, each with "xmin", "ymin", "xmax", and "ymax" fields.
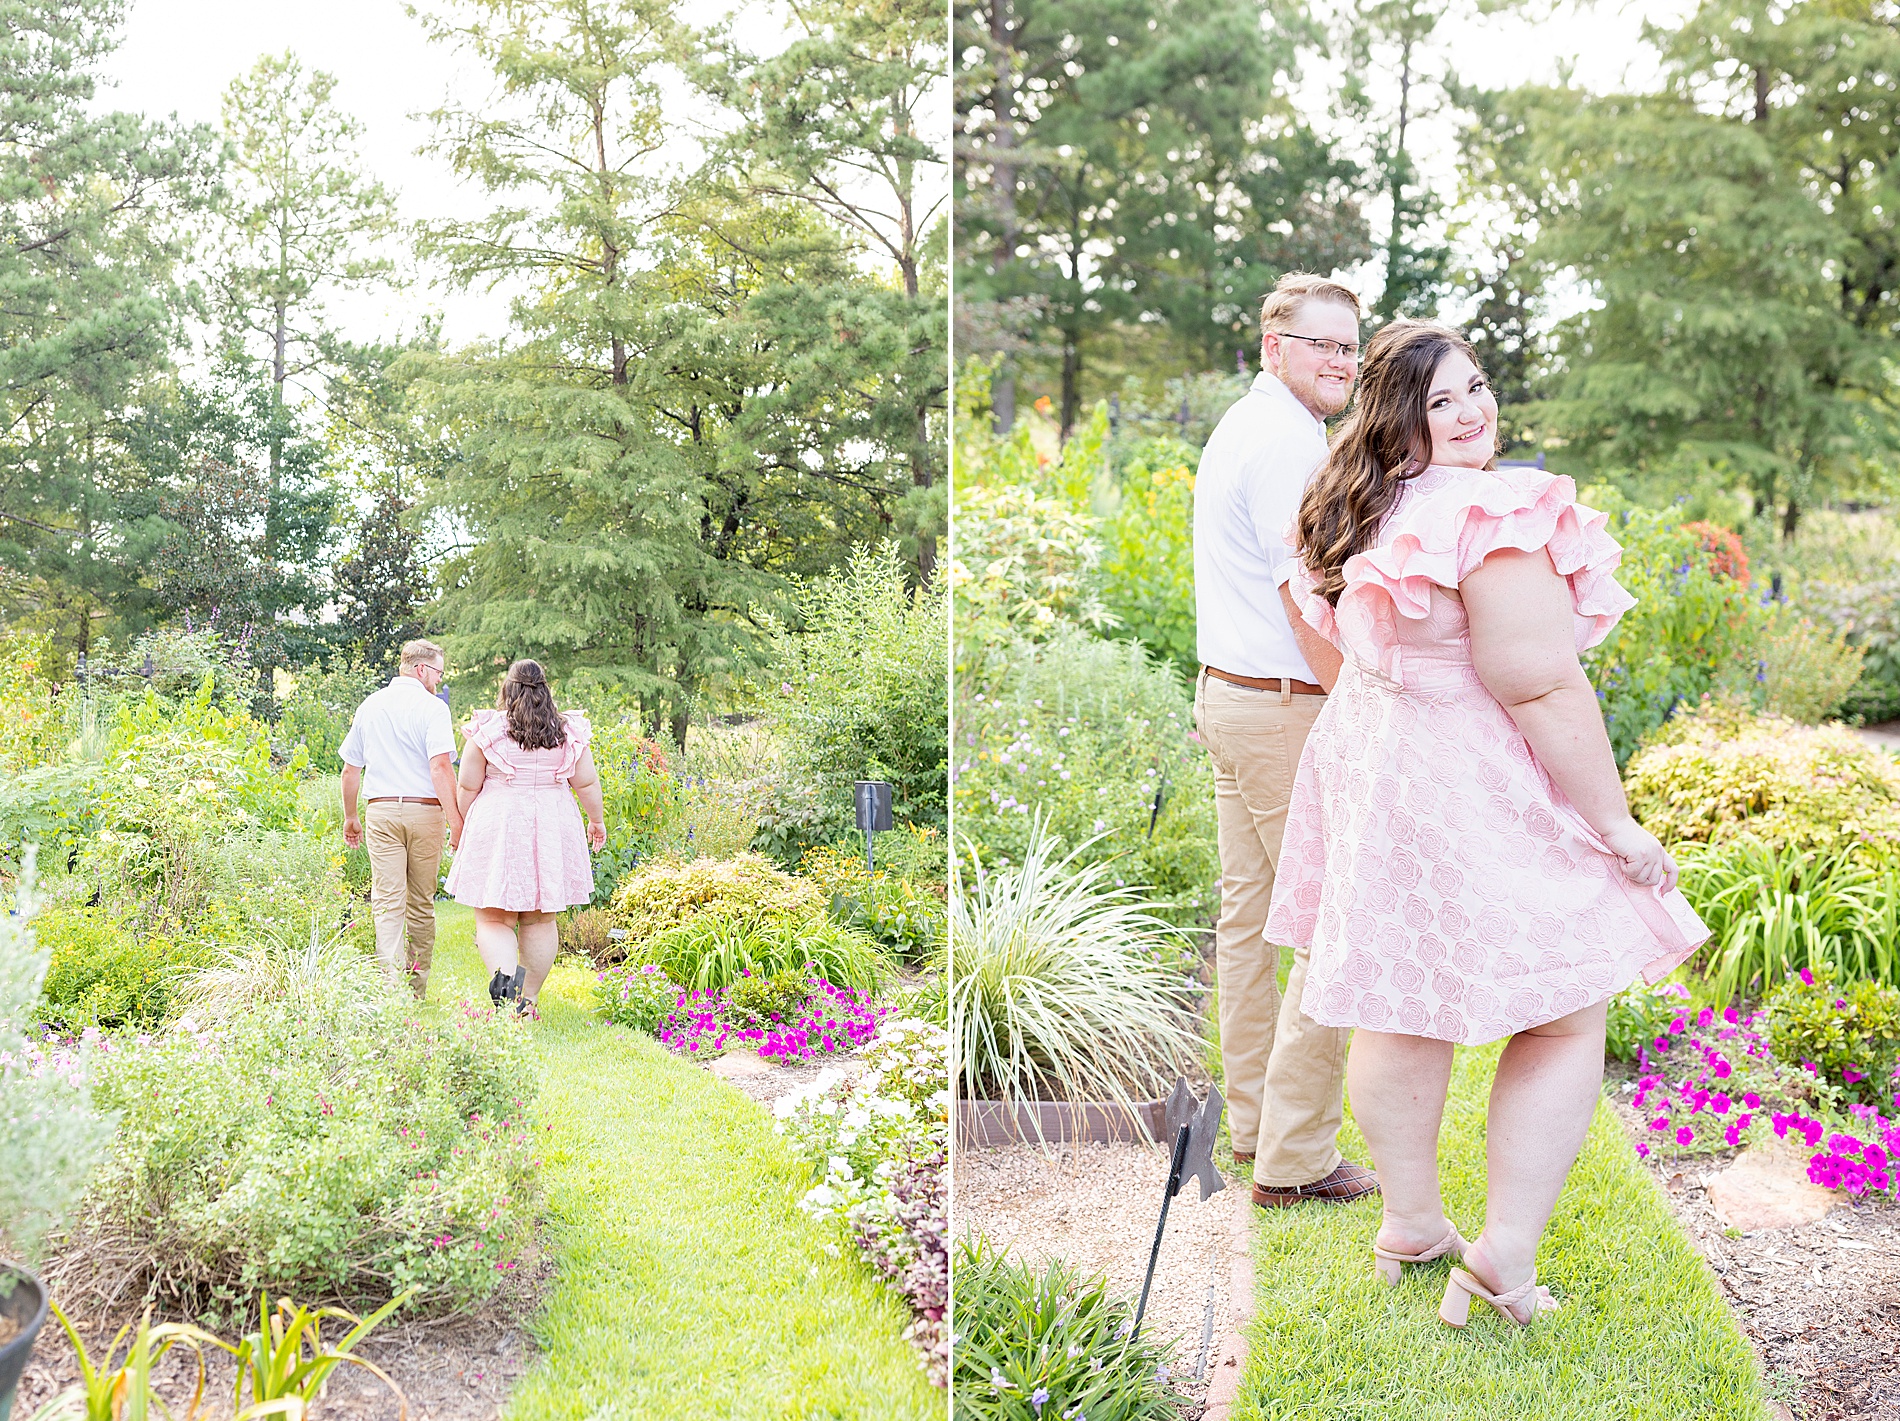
[
  {"xmin": 427, "ymin": 906, "xmax": 939, "ymax": 1421},
  {"xmin": 1232, "ymin": 1041, "xmax": 1774, "ymax": 1420}
]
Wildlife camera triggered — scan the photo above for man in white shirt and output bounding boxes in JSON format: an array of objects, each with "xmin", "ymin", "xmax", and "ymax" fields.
[
  {"xmin": 1193, "ymin": 274, "xmax": 1378, "ymax": 1208},
  {"xmin": 340, "ymin": 639, "xmax": 464, "ymax": 999}
]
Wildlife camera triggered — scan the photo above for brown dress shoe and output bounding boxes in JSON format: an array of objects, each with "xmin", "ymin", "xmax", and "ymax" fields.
[
  {"xmin": 1251, "ymin": 1161, "xmax": 1380, "ymax": 1208},
  {"xmin": 1232, "ymin": 1151, "xmax": 1255, "ymax": 1166}
]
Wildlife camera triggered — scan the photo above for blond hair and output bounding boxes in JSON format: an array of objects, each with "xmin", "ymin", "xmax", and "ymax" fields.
[
  {"xmin": 1259, "ymin": 274, "xmax": 1362, "ymax": 335},
  {"xmin": 399, "ymin": 639, "xmax": 444, "ymax": 672}
]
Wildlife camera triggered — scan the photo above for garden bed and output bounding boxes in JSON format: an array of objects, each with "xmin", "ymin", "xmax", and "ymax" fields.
[
  {"xmin": 954, "ymin": 1141, "xmax": 1240, "ymax": 1413},
  {"xmin": 1606, "ymin": 1068, "xmax": 1900, "ymax": 1421}
]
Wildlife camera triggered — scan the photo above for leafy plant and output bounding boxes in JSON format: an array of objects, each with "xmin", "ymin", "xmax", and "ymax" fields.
[
  {"xmin": 1753, "ymin": 603, "xmax": 1864, "ymax": 724},
  {"xmin": 225, "ymin": 1289, "xmax": 415, "ymax": 1419},
  {"xmin": 28, "ymin": 1302, "xmax": 215, "ymax": 1421},
  {"xmin": 274, "ymin": 657, "xmax": 382, "ymax": 774},
  {"xmin": 1676, "ymin": 838, "xmax": 1900, "ymax": 1000},
  {"xmin": 950, "ymin": 1236, "xmax": 1180, "ymax": 1421},
  {"xmin": 726, "ymin": 969, "xmax": 813, "ymax": 1028},
  {"xmin": 1098, "ymin": 455, "xmax": 1197, "ymax": 681},
  {"xmin": 953, "ymin": 626, "xmax": 1218, "ymax": 925},
  {"xmin": 638, "ymin": 911, "xmax": 892, "ymax": 993},
  {"xmin": 558, "ymin": 907, "xmax": 619, "ymax": 963},
  {"xmin": 36, "ymin": 905, "xmax": 213, "ymax": 1032},
  {"xmin": 1605, "ymin": 979, "xmax": 1689, "ymax": 1063},
  {"xmin": 949, "ymin": 823, "xmax": 1205, "ymax": 1128},
  {"xmin": 1764, "ymin": 969, "xmax": 1900, "ymax": 1108},
  {"xmin": 595, "ymin": 963, "xmax": 682, "ymax": 1034},
  {"xmin": 801, "ymin": 837, "xmax": 947, "ymax": 963}
]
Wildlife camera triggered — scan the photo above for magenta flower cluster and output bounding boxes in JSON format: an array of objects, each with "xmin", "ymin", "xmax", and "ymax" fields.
[
  {"xmin": 657, "ymin": 978, "xmax": 886, "ymax": 1063},
  {"xmin": 1629, "ymin": 981, "xmax": 1900, "ymax": 1198}
]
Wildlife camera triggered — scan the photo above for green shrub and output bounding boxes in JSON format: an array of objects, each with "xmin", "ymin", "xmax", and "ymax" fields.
[
  {"xmin": 585, "ymin": 716, "xmax": 682, "ymax": 905},
  {"xmin": 726, "ymin": 969, "xmax": 813, "ymax": 1028},
  {"xmin": 35, "ymin": 906, "xmax": 213, "ymax": 1031},
  {"xmin": 1605, "ymin": 980, "xmax": 1690, "ymax": 1063},
  {"xmin": 1580, "ymin": 497, "xmax": 1764, "ymax": 766},
  {"xmin": 1098, "ymin": 454, "xmax": 1196, "ymax": 681},
  {"xmin": 0, "ymin": 631, "xmax": 73, "ymax": 775},
  {"xmin": 949, "ymin": 483, "xmax": 1115, "ymax": 645},
  {"xmin": 275, "ymin": 658, "xmax": 382, "ymax": 773},
  {"xmin": 1676, "ymin": 838, "xmax": 1900, "ymax": 1001},
  {"xmin": 1753, "ymin": 604, "xmax": 1864, "ymax": 724},
  {"xmin": 1795, "ymin": 575, "xmax": 1900, "ymax": 723},
  {"xmin": 595, "ymin": 962, "xmax": 682, "ymax": 1033},
  {"xmin": 949, "ymin": 825, "xmax": 1204, "ymax": 1123},
  {"xmin": 953, "ymin": 627, "xmax": 1217, "ymax": 925},
  {"xmin": 801, "ymin": 837, "xmax": 947, "ymax": 963},
  {"xmin": 80, "ymin": 946, "xmax": 538, "ymax": 1317},
  {"xmin": 0, "ymin": 762, "xmax": 104, "ymax": 875},
  {"xmin": 559, "ymin": 907, "xmax": 620, "ymax": 963},
  {"xmin": 637, "ymin": 912, "xmax": 892, "ymax": 993},
  {"xmin": 950, "ymin": 1236, "xmax": 1179, "ymax": 1421},
  {"xmin": 764, "ymin": 542, "xmax": 948, "ymax": 848},
  {"xmin": 605, "ymin": 853, "xmax": 826, "ymax": 958},
  {"xmin": 1763, "ymin": 969, "xmax": 1900, "ymax": 1108},
  {"xmin": 1626, "ymin": 699, "xmax": 1900, "ymax": 860}
]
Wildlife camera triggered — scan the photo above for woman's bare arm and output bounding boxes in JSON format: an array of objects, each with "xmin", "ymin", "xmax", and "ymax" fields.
[
  {"xmin": 1462, "ymin": 546, "xmax": 1673, "ymax": 889},
  {"xmin": 568, "ymin": 747, "xmax": 606, "ymax": 849},
  {"xmin": 455, "ymin": 743, "xmax": 488, "ymax": 821}
]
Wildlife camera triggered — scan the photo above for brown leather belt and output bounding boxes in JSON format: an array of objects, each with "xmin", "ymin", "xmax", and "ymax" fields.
[
  {"xmin": 1204, "ymin": 666, "xmax": 1327, "ymax": 696},
  {"xmin": 367, "ymin": 796, "xmax": 442, "ymax": 805}
]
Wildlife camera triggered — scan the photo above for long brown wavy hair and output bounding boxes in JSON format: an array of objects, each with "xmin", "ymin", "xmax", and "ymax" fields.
[
  {"xmin": 498, "ymin": 659, "xmax": 567, "ymax": 750},
  {"xmin": 1296, "ymin": 320, "xmax": 1495, "ymax": 605}
]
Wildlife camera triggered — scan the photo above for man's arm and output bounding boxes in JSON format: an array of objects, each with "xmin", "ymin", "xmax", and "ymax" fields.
[
  {"xmin": 1280, "ymin": 583, "xmax": 1343, "ymax": 692},
  {"xmin": 341, "ymin": 763, "xmax": 364, "ymax": 848},
  {"xmin": 431, "ymin": 753, "xmax": 465, "ymax": 845}
]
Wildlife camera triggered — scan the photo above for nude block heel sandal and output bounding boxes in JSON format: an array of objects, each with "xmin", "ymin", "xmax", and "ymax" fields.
[
  {"xmin": 1371, "ymin": 1225, "xmax": 1464, "ymax": 1286},
  {"xmin": 1438, "ymin": 1267, "xmax": 1560, "ymax": 1327}
]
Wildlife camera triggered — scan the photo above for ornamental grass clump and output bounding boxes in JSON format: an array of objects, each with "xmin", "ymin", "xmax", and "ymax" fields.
[
  {"xmin": 639, "ymin": 910, "xmax": 893, "ymax": 993},
  {"xmin": 949, "ymin": 823, "xmax": 1205, "ymax": 1129},
  {"xmin": 950, "ymin": 1236, "xmax": 1180, "ymax": 1421}
]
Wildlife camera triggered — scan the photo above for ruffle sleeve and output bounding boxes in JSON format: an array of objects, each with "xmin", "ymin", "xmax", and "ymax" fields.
[
  {"xmin": 557, "ymin": 710, "xmax": 592, "ymax": 777},
  {"xmin": 1312, "ymin": 466, "xmax": 1636, "ymax": 683},
  {"xmin": 465, "ymin": 709, "xmax": 515, "ymax": 767}
]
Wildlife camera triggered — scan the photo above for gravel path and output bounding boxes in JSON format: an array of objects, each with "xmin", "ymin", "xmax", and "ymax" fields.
[{"xmin": 955, "ymin": 1141, "xmax": 1239, "ymax": 1401}]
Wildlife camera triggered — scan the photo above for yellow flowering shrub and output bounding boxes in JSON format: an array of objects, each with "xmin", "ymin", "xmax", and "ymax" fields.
[
  {"xmin": 1625, "ymin": 698, "xmax": 1900, "ymax": 858},
  {"xmin": 604, "ymin": 852, "xmax": 825, "ymax": 960}
]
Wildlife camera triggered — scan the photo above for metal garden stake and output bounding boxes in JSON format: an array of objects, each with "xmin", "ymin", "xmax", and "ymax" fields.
[{"xmin": 1132, "ymin": 1077, "xmax": 1226, "ymax": 1339}]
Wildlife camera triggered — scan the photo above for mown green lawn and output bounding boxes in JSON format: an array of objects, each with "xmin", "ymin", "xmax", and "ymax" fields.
[
  {"xmin": 1232, "ymin": 1039, "xmax": 1775, "ymax": 1420},
  {"xmin": 427, "ymin": 905, "xmax": 938, "ymax": 1421}
]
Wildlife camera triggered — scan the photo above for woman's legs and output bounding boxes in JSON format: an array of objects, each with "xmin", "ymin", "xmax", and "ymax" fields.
[
  {"xmin": 473, "ymin": 908, "xmax": 522, "ymax": 975},
  {"xmin": 518, "ymin": 911, "xmax": 559, "ymax": 1003},
  {"xmin": 1463, "ymin": 998, "xmax": 1609, "ymax": 1296},
  {"xmin": 1346, "ymin": 1029, "xmax": 1456, "ymax": 1256}
]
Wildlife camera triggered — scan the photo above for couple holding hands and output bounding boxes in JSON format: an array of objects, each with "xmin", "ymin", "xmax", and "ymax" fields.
[
  {"xmin": 1195, "ymin": 275, "xmax": 1708, "ymax": 1327},
  {"xmin": 338, "ymin": 646, "xmax": 607, "ymax": 1016}
]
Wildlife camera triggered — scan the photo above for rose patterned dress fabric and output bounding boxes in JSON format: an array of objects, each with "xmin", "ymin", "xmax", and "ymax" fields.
[
  {"xmin": 1262, "ymin": 465, "xmax": 1708, "ymax": 1045},
  {"xmin": 444, "ymin": 708, "xmax": 596, "ymax": 913}
]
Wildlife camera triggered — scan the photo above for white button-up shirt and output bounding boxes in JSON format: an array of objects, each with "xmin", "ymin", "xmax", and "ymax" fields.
[
  {"xmin": 1193, "ymin": 370, "xmax": 1331, "ymax": 680},
  {"xmin": 339, "ymin": 675, "xmax": 457, "ymax": 800}
]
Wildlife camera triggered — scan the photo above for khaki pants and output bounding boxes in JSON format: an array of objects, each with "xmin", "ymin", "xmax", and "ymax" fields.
[
  {"xmin": 1193, "ymin": 670, "xmax": 1349, "ymax": 1187},
  {"xmin": 365, "ymin": 801, "xmax": 445, "ymax": 1000}
]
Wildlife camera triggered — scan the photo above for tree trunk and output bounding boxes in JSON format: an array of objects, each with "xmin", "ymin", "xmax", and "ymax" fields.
[
  {"xmin": 989, "ymin": 0, "xmax": 1019, "ymax": 434},
  {"xmin": 1059, "ymin": 336, "xmax": 1080, "ymax": 443},
  {"xmin": 268, "ymin": 297, "xmax": 287, "ymax": 558},
  {"xmin": 1754, "ymin": 66, "xmax": 1770, "ymax": 122},
  {"xmin": 1782, "ymin": 496, "xmax": 1801, "ymax": 540}
]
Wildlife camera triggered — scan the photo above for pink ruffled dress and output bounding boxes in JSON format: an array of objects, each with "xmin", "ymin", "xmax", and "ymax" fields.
[
  {"xmin": 444, "ymin": 709, "xmax": 596, "ymax": 913},
  {"xmin": 1262, "ymin": 466, "xmax": 1708, "ymax": 1045}
]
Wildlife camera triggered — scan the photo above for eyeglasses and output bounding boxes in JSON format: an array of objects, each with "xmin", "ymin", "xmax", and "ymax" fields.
[{"xmin": 1274, "ymin": 332, "xmax": 1361, "ymax": 361}]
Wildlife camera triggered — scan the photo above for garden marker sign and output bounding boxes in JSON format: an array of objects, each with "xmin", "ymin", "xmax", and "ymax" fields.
[
  {"xmin": 854, "ymin": 780, "xmax": 893, "ymax": 871},
  {"xmin": 1132, "ymin": 1078, "xmax": 1226, "ymax": 1338}
]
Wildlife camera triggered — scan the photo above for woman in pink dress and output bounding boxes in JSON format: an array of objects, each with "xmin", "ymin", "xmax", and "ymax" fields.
[
  {"xmin": 1264, "ymin": 320, "xmax": 1708, "ymax": 1328},
  {"xmin": 446, "ymin": 659, "xmax": 606, "ymax": 1014}
]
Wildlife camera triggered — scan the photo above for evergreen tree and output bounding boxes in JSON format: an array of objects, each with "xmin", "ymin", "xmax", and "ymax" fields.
[
  {"xmin": 0, "ymin": 0, "xmax": 219, "ymax": 658},
  {"xmin": 955, "ymin": 0, "xmax": 1368, "ymax": 438},
  {"xmin": 333, "ymin": 491, "xmax": 428, "ymax": 674}
]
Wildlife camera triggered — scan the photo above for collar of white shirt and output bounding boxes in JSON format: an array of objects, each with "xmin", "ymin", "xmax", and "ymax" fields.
[{"xmin": 1253, "ymin": 369, "xmax": 1326, "ymax": 437}]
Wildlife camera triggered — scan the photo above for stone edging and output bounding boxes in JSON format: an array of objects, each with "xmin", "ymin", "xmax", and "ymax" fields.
[{"xmin": 1200, "ymin": 1186, "xmax": 1255, "ymax": 1419}]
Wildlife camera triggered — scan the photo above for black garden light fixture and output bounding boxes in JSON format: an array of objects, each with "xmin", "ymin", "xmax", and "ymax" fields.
[{"xmin": 854, "ymin": 780, "xmax": 893, "ymax": 872}]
